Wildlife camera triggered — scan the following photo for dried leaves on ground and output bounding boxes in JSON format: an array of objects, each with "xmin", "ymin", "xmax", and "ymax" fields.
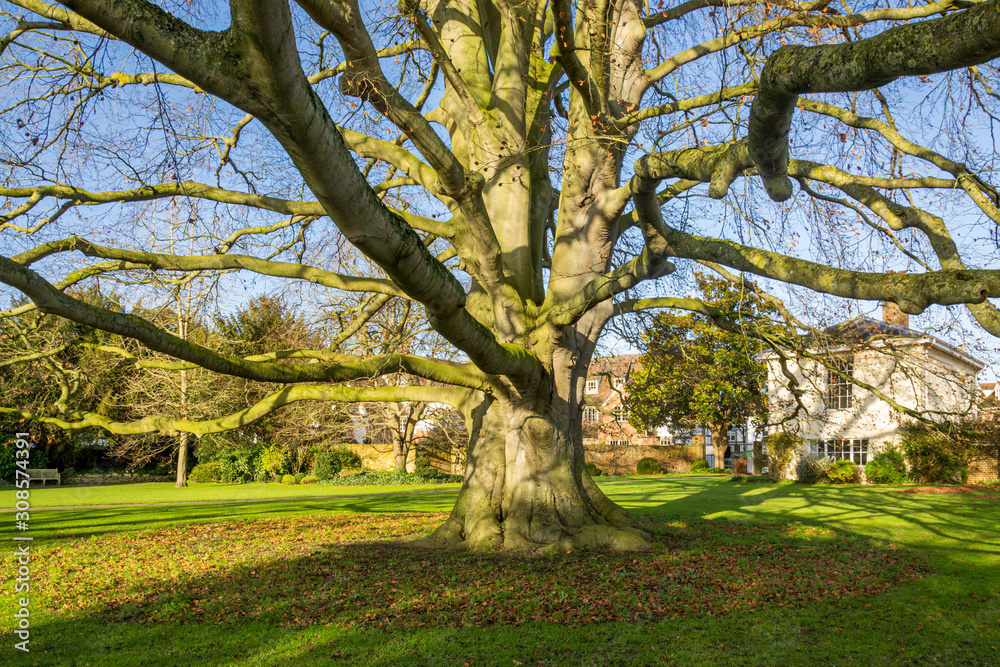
[{"xmin": 19, "ymin": 513, "xmax": 923, "ymax": 629}]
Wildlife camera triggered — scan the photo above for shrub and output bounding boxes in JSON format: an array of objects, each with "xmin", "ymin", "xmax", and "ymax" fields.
[
  {"xmin": 827, "ymin": 459, "xmax": 859, "ymax": 484},
  {"xmin": 636, "ymin": 457, "xmax": 664, "ymax": 475},
  {"xmin": 705, "ymin": 467, "xmax": 729, "ymax": 474},
  {"xmin": 188, "ymin": 462, "xmax": 221, "ymax": 483},
  {"xmin": 257, "ymin": 444, "xmax": 289, "ymax": 481},
  {"xmin": 319, "ymin": 471, "xmax": 463, "ymax": 486},
  {"xmin": 413, "ymin": 455, "xmax": 436, "ymax": 477},
  {"xmin": 312, "ymin": 452, "xmax": 341, "ymax": 480},
  {"xmin": 899, "ymin": 422, "xmax": 988, "ymax": 484},
  {"xmin": 294, "ymin": 472, "xmax": 306, "ymax": 483},
  {"xmin": 332, "ymin": 447, "xmax": 362, "ymax": 471},
  {"xmin": 730, "ymin": 475, "xmax": 778, "ymax": 484},
  {"xmin": 217, "ymin": 443, "xmax": 263, "ymax": 483},
  {"xmin": 300, "ymin": 475, "xmax": 319, "ymax": 485},
  {"xmin": 796, "ymin": 456, "xmax": 833, "ymax": 484},
  {"xmin": 0, "ymin": 441, "xmax": 50, "ymax": 484},
  {"xmin": 585, "ymin": 461, "xmax": 603, "ymax": 477},
  {"xmin": 281, "ymin": 474, "xmax": 297, "ymax": 485},
  {"xmin": 690, "ymin": 459, "xmax": 710, "ymax": 472},
  {"xmin": 864, "ymin": 447, "xmax": 909, "ymax": 485},
  {"xmin": 765, "ymin": 432, "xmax": 801, "ymax": 479}
]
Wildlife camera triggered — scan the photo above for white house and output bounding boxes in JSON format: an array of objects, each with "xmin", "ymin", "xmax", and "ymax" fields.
[{"xmin": 762, "ymin": 302, "xmax": 986, "ymax": 472}]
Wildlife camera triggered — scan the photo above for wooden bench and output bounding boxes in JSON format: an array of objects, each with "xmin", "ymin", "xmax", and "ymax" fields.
[{"xmin": 27, "ymin": 469, "xmax": 61, "ymax": 486}]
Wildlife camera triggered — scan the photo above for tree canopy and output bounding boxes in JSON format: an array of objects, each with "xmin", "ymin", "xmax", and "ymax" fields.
[
  {"xmin": 2, "ymin": 0, "xmax": 1000, "ymax": 550},
  {"xmin": 627, "ymin": 275, "xmax": 770, "ymax": 450}
]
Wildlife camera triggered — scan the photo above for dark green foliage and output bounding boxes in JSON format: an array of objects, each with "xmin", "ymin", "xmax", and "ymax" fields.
[
  {"xmin": 898, "ymin": 421, "xmax": 999, "ymax": 484},
  {"xmin": 312, "ymin": 447, "xmax": 361, "ymax": 480},
  {"xmin": 636, "ymin": 457, "xmax": 664, "ymax": 475},
  {"xmin": 413, "ymin": 455, "xmax": 436, "ymax": 477},
  {"xmin": 0, "ymin": 441, "xmax": 50, "ymax": 483},
  {"xmin": 628, "ymin": 275, "xmax": 774, "ymax": 446},
  {"xmin": 796, "ymin": 457, "xmax": 833, "ymax": 484},
  {"xmin": 864, "ymin": 448, "xmax": 909, "ymax": 485},
  {"xmin": 827, "ymin": 459, "xmax": 859, "ymax": 484},
  {"xmin": 690, "ymin": 459, "xmax": 710, "ymax": 472},
  {"xmin": 730, "ymin": 475, "xmax": 778, "ymax": 483},
  {"xmin": 281, "ymin": 474, "xmax": 297, "ymax": 485},
  {"xmin": 312, "ymin": 452, "xmax": 341, "ymax": 480},
  {"xmin": 217, "ymin": 443, "xmax": 263, "ymax": 483},
  {"xmin": 333, "ymin": 447, "xmax": 363, "ymax": 470},
  {"xmin": 188, "ymin": 462, "xmax": 222, "ymax": 483},
  {"xmin": 318, "ymin": 470, "xmax": 463, "ymax": 486},
  {"xmin": 585, "ymin": 461, "xmax": 603, "ymax": 477}
]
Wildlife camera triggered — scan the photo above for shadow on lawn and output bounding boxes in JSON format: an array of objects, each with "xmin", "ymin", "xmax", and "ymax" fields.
[
  {"xmin": 22, "ymin": 511, "xmax": 920, "ymax": 640},
  {"xmin": 30, "ymin": 492, "xmax": 460, "ymax": 546},
  {"xmin": 626, "ymin": 476, "xmax": 1000, "ymax": 571}
]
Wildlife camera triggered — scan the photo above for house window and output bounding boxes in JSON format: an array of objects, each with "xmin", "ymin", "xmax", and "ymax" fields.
[
  {"xmin": 613, "ymin": 406, "xmax": 630, "ymax": 423},
  {"xmin": 609, "ymin": 438, "xmax": 630, "ymax": 447},
  {"xmin": 814, "ymin": 439, "xmax": 869, "ymax": 465},
  {"xmin": 585, "ymin": 379, "xmax": 599, "ymax": 394},
  {"xmin": 582, "ymin": 405, "xmax": 599, "ymax": 424},
  {"xmin": 612, "ymin": 377, "xmax": 625, "ymax": 390},
  {"xmin": 659, "ymin": 436, "xmax": 672, "ymax": 446},
  {"xmin": 826, "ymin": 358, "xmax": 854, "ymax": 410}
]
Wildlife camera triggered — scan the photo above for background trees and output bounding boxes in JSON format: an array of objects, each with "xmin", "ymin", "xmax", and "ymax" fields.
[
  {"xmin": 2, "ymin": 0, "xmax": 1000, "ymax": 549},
  {"xmin": 627, "ymin": 276, "xmax": 771, "ymax": 460}
]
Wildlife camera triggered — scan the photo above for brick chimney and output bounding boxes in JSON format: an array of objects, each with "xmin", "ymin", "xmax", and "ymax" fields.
[{"xmin": 882, "ymin": 300, "xmax": 909, "ymax": 328}]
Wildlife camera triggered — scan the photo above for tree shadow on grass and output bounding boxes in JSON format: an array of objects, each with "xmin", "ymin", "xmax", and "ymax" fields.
[
  {"xmin": 623, "ymin": 476, "xmax": 1000, "ymax": 577},
  {"xmin": 5, "ymin": 510, "xmax": 926, "ymax": 666}
]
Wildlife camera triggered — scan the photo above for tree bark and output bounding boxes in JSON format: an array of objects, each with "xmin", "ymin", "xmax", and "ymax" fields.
[
  {"xmin": 416, "ymin": 361, "xmax": 654, "ymax": 552},
  {"xmin": 175, "ymin": 431, "xmax": 188, "ymax": 487},
  {"xmin": 711, "ymin": 423, "xmax": 729, "ymax": 470}
]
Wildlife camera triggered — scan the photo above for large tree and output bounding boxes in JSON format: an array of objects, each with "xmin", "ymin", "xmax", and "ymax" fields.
[{"xmin": 2, "ymin": 0, "xmax": 1000, "ymax": 550}]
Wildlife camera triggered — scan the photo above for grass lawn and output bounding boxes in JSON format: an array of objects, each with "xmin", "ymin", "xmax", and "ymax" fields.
[
  {"xmin": 0, "ymin": 480, "xmax": 462, "ymax": 508},
  {"xmin": 1, "ymin": 477, "xmax": 997, "ymax": 666}
]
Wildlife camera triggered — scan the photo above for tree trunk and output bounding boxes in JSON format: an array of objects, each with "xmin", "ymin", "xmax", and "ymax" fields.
[
  {"xmin": 417, "ymin": 387, "xmax": 654, "ymax": 552},
  {"xmin": 711, "ymin": 423, "xmax": 729, "ymax": 471},
  {"xmin": 393, "ymin": 440, "xmax": 409, "ymax": 473},
  {"xmin": 175, "ymin": 432, "xmax": 189, "ymax": 487}
]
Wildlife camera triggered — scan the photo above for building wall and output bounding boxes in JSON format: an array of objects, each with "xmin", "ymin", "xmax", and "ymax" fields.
[{"xmin": 765, "ymin": 339, "xmax": 989, "ymax": 479}]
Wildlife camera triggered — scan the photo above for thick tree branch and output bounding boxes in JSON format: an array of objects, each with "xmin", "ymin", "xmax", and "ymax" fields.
[{"xmin": 749, "ymin": 0, "xmax": 1000, "ymax": 201}]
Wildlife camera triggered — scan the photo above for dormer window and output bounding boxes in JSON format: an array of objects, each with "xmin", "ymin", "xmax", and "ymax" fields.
[{"xmin": 585, "ymin": 379, "xmax": 599, "ymax": 394}]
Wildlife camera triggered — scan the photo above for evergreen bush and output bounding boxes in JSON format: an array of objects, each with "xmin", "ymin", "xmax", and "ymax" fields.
[
  {"xmin": 188, "ymin": 462, "xmax": 221, "ymax": 483},
  {"xmin": 636, "ymin": 457, "xmax": 664, "ymax": 475},
  {"xmin": 827, "ymin": 459, "xmax": 859, "ymax": 484},
  {"xmin": 796, "ymin": 456, "xmax": 832, "ymax": 484},
  {"xmin": 898, "ymin": 422, "xmax": 988, "ymax": 484},
  {"xmin": 864, "ymin": 447, "xmax": 909, "ymax": 485},
  {"xmin": 690, "ymin": 459, "xmax": 710, "ymax": 472},
  {"xmin": 312, "ymin": 452, "xmax": 341, "ymax": 480},
  {"xmin": 281, "ymin": 474, "xmax": 297, "ymax": 485},
  {"xmin": 217, "ymin": 443, "xmax": 263, "ymax": 483}
]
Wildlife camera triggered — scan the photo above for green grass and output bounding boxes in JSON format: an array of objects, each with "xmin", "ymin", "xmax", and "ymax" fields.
[
  {"xmin": 1, "ymin": 477, "xmax": 997, "ymax": 666},
  {"xmin": 0, "ymin": 480, "xmax": 462, "ymax": 508}
]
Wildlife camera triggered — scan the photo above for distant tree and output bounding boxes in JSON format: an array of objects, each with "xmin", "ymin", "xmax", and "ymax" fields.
[
  {"xmin": 627, "ymin": 276, "xmax": 772, "ymax": 460},
  {"xmin": 210, "ymin": 293, "xmax": 353, "ymax": 463}
]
